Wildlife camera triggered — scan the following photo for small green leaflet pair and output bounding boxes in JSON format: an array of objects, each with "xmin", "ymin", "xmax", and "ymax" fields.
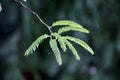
[{"xmin": 25, "ymin": 20, "xmax": 94, "ymax": 65}]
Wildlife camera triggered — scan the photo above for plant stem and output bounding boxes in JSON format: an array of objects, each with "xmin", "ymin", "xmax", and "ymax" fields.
[{"xmin": 13, "ymin": 0, "xmax": 53, "ymax": 34}]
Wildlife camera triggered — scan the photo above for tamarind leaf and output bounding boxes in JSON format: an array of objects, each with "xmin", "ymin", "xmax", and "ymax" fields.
[
  {"xmin": 58, "ymin": 26, "xmax": 89, "ymax": 34},
  {"xmin": 63, "ymin": 37, "xmax": 80, "ymax": 60},
  {"xmin": 65, "ymin": 36, "xmax": 94, "ymax": 55},
  {"xmin": 53, "ymin": 33, "xmax": 67, "ymax": 52},
  {"xmin": 51, "ymin": 20, "xmax": 89, "ymax": 33},
  {"xmin": 24, "ymin": 34, "xmax": 49, "ymax": 56},
  {"xmin": 49, "ymin": 39, "xmax": 62, "ymax": 65}
]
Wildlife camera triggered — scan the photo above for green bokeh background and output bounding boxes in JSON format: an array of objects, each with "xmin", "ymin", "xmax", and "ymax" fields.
[{"xmin": 0, "ymin": 0, "xmax": 120, "ymax": 80}]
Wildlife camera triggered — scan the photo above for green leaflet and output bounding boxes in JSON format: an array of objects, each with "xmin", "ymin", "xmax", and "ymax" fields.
[
  {"xmin": 51, "ymin": 20, "xmax": 82, "ymax": 28},
  {"xmin": 63, "ymin": 38, "xmax": 80, "ymax": 60},
  {"xmin": 52, "ymin": 20, "xmax": 88, "ymax": 30},
  {"xmin": 24, "ymin": 34, "xmax": 49, "ymax": 56},
  {"xmin": 58, "ymin": 26, "xmax": 89, "ymax": 34},
  {"xmin": 0, "ymin": 3, "xmax": 2, "ymax": 12},
  {"xmin": 53, "ymin": 33, "xmax": 67, "ymax": 52},
  {"xmin": 65, "ymin": 36, "xmax": 94, "ymax": 55},
  {"xmin": 49, "ymin": 39, "xmax": 62, "ymax": 65}
]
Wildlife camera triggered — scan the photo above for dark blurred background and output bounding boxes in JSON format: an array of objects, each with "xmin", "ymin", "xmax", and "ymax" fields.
[{"xmin": 0, "ymin": 0, "xmax": 120, "ymax": 80}]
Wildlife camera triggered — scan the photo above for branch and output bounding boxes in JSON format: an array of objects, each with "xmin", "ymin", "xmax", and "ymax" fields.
[{"xmin": 13, "ymin": 0, "xmax": 53, "ymax": 34}]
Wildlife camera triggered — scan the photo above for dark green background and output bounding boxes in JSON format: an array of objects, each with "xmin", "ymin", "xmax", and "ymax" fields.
[{"xmin": 0, "ymin": 0, "xmax": 120, "ymax": 80}]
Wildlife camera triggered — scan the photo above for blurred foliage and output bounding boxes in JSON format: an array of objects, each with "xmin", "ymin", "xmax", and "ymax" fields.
[
  {"xmin": 0, "ymin": 3, "xmax": 2, "ymax": 12},
  {"xmin": 0, "ymin": 0, "xmax": 120, "ymax": 80}
]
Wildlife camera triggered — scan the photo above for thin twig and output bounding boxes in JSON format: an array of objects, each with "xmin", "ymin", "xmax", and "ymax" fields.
[{"xmin": 14, "ymin": 0, "xmax": 53, "ymax": 34}]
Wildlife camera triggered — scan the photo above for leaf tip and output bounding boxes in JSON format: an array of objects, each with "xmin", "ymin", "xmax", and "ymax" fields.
[
  {"xmin": 76, "ymin": 56, "xmax": 80, "ymax": 60},
  {"xmin": 91, "ymin": 51, "xmax": 94, "ymax": 55},
  {"xmin": 84, "ymin": 29, "xmax": 90, "ymax": 34},
  {"xmin": 59, "ymin": 62, "xmax": 62, "ymax": 65},
  {"xmin": 24, "ymin": 52, "xmax": 28, "ymax": 56},
  {"xmin": 89, "ymin": 48, "xmax": 94, "ymax": 55},
  {"xmin": 87, "ymin": 30, "xmax": 90, "ymax": 33}
]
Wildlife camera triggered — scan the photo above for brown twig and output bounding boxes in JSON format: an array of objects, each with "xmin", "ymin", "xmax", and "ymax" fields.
[{"xmin": 14, "ymin": 0, "xmax": 53, "ymax": 34}]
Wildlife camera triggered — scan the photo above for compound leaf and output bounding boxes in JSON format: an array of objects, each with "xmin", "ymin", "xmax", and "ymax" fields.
[
  {"xmin": 63, "ymin": 38, "xmax": 80, "ymax": 60},
  {"xmin": 65, "ymin": 36, "xmax": 94, "ymax": 55},
  {"xmin": 51, "ymin": 20, "xmax": 81, "ymax": 27},
  {"xmin": 51, "ymin": 20, "xmax": 89, "ymax": 33},
  {"xmin": 58, "ymin": 26, "xmax": 89, "ymax": 34},
  {"xmin": 49, "ymin": 39, "xmax": 62, "ymax": 65},
  {"xmin": 53, "ymin": 33, "xmax": 67, "ymax": 52},
  {"xmin": 25, "ymin": 34, "xmax": 49, "ymax": 56}
]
